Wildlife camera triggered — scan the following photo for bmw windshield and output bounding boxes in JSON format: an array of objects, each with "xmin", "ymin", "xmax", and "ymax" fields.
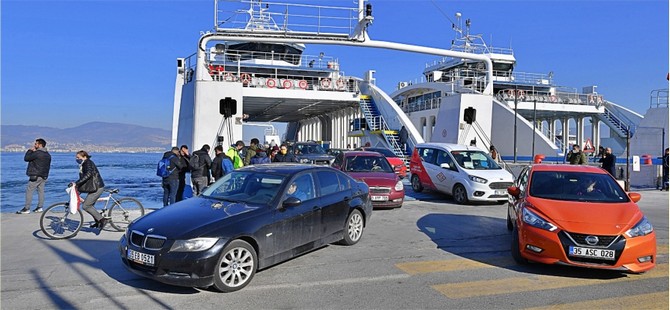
[
  {"xmin": 202, "ymin": 171, "xmax": 286, "ymax": 205},
  {"xmin": 450, "ymin": 151, "xmax": 501, "ymax": 170},
  {"xmin": 529, "ymin": 171, "xmax": 630, "ymax": 202}
]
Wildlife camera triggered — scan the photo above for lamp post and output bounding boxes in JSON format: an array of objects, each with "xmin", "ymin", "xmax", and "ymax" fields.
[
  {"xmin": 513, "ymin": 85, "xmax": 518, "ymax": 163},
  {"xmin": 532, "ymin": 99, "xmax": 537, "ymax": 160}
]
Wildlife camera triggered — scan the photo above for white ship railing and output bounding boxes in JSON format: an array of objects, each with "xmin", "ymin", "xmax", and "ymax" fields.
[
  {"xmin": 207, "ymin": 48, "xmax": 339, "ymax": 70},
  {"xmin": 650, "ymin": 89, "xmax": 669, "ymax": 108},
  {"xmin": 215, "ymin": 0, "xmax": 360, "ymax": 37},
  {"xmin": 208, "ymin": 70, "xmax": 360, "ymax": 93}
]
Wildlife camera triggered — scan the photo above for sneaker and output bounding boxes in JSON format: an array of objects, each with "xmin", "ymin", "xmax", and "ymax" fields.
[
  {"xmin": 90, "ymin": 221, "xmax": 99, "ymax": 229},
  {"xmin": 98, "ymin": 218, "xmax": 108, "ymax": 232},
  {"xmin": 33, "ymin": 208, "xmax": 43, "ymax": 213},
  {"xmin": 15, "ymin": 209, "xmax": 30, "ymax": 214}
]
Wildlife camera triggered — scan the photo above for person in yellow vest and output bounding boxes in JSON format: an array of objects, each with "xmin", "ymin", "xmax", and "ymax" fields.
[{"xmin": 226, "ymin": 140, "xmax": 245, "ymax": 169}]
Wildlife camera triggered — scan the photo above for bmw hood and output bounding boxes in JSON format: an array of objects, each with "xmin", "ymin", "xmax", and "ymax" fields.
[
  {"xmin": 129, "ymin": 197, "xmax": 261, "ymax": 239},
  {"xmin": 528, "ymin": 197, "xmax": 642, "ymax": 235}
]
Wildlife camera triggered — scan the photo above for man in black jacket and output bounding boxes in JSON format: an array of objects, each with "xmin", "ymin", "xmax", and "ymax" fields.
[
  {"xmin": 18, "ymin": 138, "xmax": 52, "ymax": 214},
  {"xmin": 176, "ymin": 145, "xmax": 190, "ymax": 201},
  {"xmin": 162, "ymin": 147, "xmax": 185, "ymax": 206},
  {"xmin": 273, "ymin": 144, "xmax": 299, "ymax": 162},
  {"xmin": 190, "ymin": 145, "xmax": 213, "ymax": 196},
  {"xmin": 211, "ymin": 145, "xmax": 233, "ymax": 181},
  {"xmin": 599, "ymin": 147, "xmax": 616, "ymax": 177}
]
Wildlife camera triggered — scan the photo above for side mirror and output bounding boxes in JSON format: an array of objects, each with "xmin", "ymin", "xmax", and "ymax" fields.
[
  {"xmin": 440, "ymin": 163, "xmax": 451, "ymax": 169},
  {"xmin": 507, "ymin": 186, "xmax": 521, "ymax": 198},
  {"xmin": 281, "ymin": 197, "xmax": 302, "ymax": 209},
  {"xmin": 628, "ymin": 192, "xmax": 641, "ymax": 203}
]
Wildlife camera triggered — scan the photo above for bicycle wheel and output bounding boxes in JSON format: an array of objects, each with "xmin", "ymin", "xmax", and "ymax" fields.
[
  {"xmin": 40, "ymin": 202, "xmax": 84, "ymax": 239},
  {"xmin": 108, "ymin": 198, "xmax": 145, "ymax": 232}
]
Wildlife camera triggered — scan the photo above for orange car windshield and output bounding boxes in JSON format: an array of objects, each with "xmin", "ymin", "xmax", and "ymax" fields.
[{"xmin": 529, "ymin": 171, "xmax": 630, "ymax": 203}]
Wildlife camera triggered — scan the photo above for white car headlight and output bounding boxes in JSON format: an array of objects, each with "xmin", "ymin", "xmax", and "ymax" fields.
[
  {"xmin": 522, "ymin": 208, "xmax": 557, "ymax": 232},
  {"xmin": 469, "ymin": 175, "xmax": 488, "ymax": 184},
  {"xmin": 395, "ymin": 180, "xmax": 404, "ymax": 191},
  {"xmin": 625, "ymin": 216, "xmax": 653, "ymax": 238},
  {"xmin": 170, "ymin": 237, "xmax": 219, "ymax": 252}
]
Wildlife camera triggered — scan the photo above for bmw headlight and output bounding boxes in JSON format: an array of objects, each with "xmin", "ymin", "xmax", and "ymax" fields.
[
  {"xmin": 625, "ymin": 216, "xmax": 654, "ymax": 238},
  {"xmin": 395, "ymin": 180, "xmax": 404, "ymax": 191},
  {"xmin": 469, "ymin": 175, "xmax": 488, "ymax": 184},
  {"xmin": 522, "ymin": 208, "xmax": 557, "ymax": 232},
  {"xmin": 170, "ymin": 238, "xmax": 219, "ymax": 252}
]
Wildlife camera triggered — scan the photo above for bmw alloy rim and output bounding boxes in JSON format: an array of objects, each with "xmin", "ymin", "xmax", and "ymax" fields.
[
  {"xmin": 348, "ymin": 213, "xmax": 363, "ymax": 241},
  {"xmin": 219, "ymin": 247, "xmax": 254, "ymax": 287}
]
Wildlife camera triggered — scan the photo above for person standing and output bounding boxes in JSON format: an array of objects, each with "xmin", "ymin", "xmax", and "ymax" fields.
[
  {"xmin": 176, "ymin": 145, "xmax": 190, "ymax": 202},
  {"xmin": 273, "ymin": 144, "xmax": 299, "ymax": 162},
  {"xmin": 489, "ymin": 145, "xmax": 499, "ymax": 163},
  {"xmin": 190, "ymin": 144, "xmax": 212, "ymax": 196},
  {"xmin": 72, "ymin": 151, "xmax": 107, "ymax": 232},
  {"xmin": 250, "ymin": 149, "xmax": 271, "ymax": 164},
  {"xmin": 244, "ymin": 138, "xmax": 260, "ymax": 166},
  {"xmin": 162, "ymin": 147, "xmax": 184, "ymax": 206},
  {"xmin": 17, "ymin": 138, "xmax": 52, "ymax": 214},
  {"xmin": 663, "ymin": 148, "xmax": 669, "ymax": 191},
  {"xmin": 567, "ymin": 144, "xmax": 587, "ymax": 165},
  {"xmin": 599, "ymin": 147, "xmax": 616, "ymax": 177},
  {"xmin": 227, "ymin": 140, "xmax": 245, "ymax": 169},
  {"xmin": 211, "ymin": 145, "xmax": 233, "ymax": 181}
]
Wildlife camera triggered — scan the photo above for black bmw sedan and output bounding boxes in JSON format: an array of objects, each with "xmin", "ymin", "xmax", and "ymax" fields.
[{"xmin": 119, "ymin": 164, "xmax": 372, "ymax": 292}]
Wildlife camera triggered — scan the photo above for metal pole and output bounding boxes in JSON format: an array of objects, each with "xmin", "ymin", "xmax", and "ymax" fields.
[
  {"xmin": 626, "ymin": 127, "xmax": 631, "ymax": 191},
  {"xmin": 532, "ymin": 99, "xmax": 537, "ymax": 160},
  {"xmin": 513, "ymin": 85, "xmax": 518, "ymax": 163}
]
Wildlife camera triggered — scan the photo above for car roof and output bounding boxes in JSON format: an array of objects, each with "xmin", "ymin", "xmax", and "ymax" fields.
[
  {"xmin": 530, "ymin": 164, "xmax": 609, "ymax": 174},
  {"xmin": 343, "ymin": 151, "xmax": 384, "ymax": 157},
  {"xmin": 237, "ymin": 163, "xmax": 333, "ymax": 174},
  {"xmin": 415, "ymin": 142, "xmax": 485, "ymax": 152}
]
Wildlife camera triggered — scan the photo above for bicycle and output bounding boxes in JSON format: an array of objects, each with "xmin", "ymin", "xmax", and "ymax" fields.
[{"xmin": 40, "ymin": 188, "xmax": 145, "ymax": 239}]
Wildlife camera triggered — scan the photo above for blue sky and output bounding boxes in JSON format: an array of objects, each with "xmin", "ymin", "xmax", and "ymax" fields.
[{"xmin": 3, "ymin": 0, "xmax": 668, "ymax": 132}]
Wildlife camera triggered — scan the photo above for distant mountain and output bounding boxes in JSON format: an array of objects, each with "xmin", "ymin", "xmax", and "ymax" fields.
[{"xmin": 1, "ymin": 122, "xmax": 171, "ymax": 148}]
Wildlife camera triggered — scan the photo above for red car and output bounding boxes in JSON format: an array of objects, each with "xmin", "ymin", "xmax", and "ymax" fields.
[
  {"xmin": 356, "ymin": 147, "xmax": 407, "ymax": 178},
  {"xmin": 332, "ymin": 151, "xmax": 404, "ymax": 208},
  {"xmin": 507, "ymin": 164, "xmax": 656, "ymax": 273}
]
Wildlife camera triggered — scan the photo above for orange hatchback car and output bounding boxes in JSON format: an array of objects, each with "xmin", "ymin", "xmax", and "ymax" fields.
[{"xmin": 507, "ymin": 164, "xmax": 656, "ymax": 273}]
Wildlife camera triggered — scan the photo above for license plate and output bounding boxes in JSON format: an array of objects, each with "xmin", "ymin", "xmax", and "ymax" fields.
[
  {"xmin": 371, "ymin": 195, "xmax": 388, "ymax": 201},
  {"xmin": 569, "ymin": 246, "xmax": 615, "ymax": 260},
  {"xmin": 127, "ymin": 249, "xmax": 155, "ymax": 266},
  {"xmin": 495, "ymin": 190, "xmax": 506, "ymax": 195}
]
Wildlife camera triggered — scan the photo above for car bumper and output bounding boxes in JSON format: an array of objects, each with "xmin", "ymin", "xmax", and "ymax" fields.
[
  {"xmin": 370, "ymin": 190, "xmax": 404, "ymax": 208},
  {"xmin": 518, "ymin": 225, "xmax": 657, "ymax": 273},
  {"xmin": 467, "ymin": 182, "xmax": 509, "ymax": 202},
  {"xmin": 119, "ymin": 235, "xmax": 227, "ymax": 287}
]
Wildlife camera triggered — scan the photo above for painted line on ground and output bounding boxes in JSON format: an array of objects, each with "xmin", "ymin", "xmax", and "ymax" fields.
[{"xmin": 525, "ymin": 291, "xmax": 669, "ymax": 310}]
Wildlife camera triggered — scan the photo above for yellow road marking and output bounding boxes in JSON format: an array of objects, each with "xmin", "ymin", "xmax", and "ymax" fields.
[
  {"xmin": 657, "ymin": 243, "xmax": 669, "ymax": 255},
  {"xmin": 432, "ymin": 263, "xmax": 668, "ymax": 299},
  {"xmin": 526, "ymin": 291, "xmax": 669, "ymax": 310},
  {"xmin": 395, "ymin": 257, "xmax": 513, "ymax": 275}
]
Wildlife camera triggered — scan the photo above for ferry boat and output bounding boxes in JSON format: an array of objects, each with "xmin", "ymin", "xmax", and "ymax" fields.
[{"xmin": 172, "ymin": 0, "xmax": 668, "ymax": 187}]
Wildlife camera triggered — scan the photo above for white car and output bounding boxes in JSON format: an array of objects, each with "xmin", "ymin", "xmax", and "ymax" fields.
[{"xmin": 409, "ymin": 143, "xmax": 514, "ymax": 204}]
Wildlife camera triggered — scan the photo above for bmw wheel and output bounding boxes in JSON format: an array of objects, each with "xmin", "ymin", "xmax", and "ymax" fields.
[
  {"xmin": 341, "ymin": 209, "xmax": 364, "ymax": 245},
  {"xmin": 212, "ymin": 240, "xmax": 257, "ymax": 292},
  {"xmin": 452, "ymin": 184, "xmax": 469, "ymax": 204},
  {"xmin": 411, "ymin": 174, "xmax": 423, "ymax": 193}
]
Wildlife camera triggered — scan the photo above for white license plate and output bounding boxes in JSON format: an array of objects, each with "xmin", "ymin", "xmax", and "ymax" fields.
[
  {"xmin": 495, "ymin": 190, "xmax": 506, "ymax": 195},
  {"xmin": 569, "ymin": 246, "xmax": 615, "ymax": 260},
  {"xmin": 371, "ymin": 195, "xmax": 388, "ymax": 201},
  {"xmin": 127, "ymin": 249, "xmax": 155, "ymax": 266}
]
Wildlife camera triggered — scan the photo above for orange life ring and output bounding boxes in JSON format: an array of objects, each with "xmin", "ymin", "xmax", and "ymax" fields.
[
  {"xmin": 282, "ymin": 79, "xmax": 293, "ymax": 89},
  {"xmin": 336, "ymin": 79, "xmax": 346, "ymax": 90},
  {"xmin": 266, "ymin": 78, "xmax": 277, "ymax": 88},
  {"xmin": 298, "ymin": 80, "xmax": 308, "ymax": 89},
  {"xmin": 507, "ymin": 89, "xmax": 514, "ymax": 97},
  {"xmin": 587, "ymin": 94, "xmax": 595, "ymax": 104},
  {"xmin": 321, "ymin": 78, "xmax": 331, "ymax": 89},
  {"xmin": 516, "ymin": 90, "xmax": 525, "ymax": 98},
  {"xmin": 224, "ymin": 72, "xmax": 235, "ymax": 82},
  {"xmin": 240, "ymin": 73, "xmax": 251, "ymax": 84},
  {"xmin": 550, "ymin": 95, "xmax": 557, "ymax": 102}
]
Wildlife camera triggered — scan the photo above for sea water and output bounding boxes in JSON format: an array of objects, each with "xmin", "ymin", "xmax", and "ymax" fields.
[{"xmin": 1, "ymin": 152, "xmax": 166, "ymax": 213}]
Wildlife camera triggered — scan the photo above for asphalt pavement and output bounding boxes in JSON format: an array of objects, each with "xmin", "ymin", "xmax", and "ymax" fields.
[{"xmin": 1, "ymin": 189, "xmax": 668, "ymax": 309}]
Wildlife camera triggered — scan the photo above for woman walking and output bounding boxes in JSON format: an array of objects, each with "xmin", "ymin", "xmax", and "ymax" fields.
[{"xmin": 72, "ymin": 150, "xmax": 107, "ymax": 233}]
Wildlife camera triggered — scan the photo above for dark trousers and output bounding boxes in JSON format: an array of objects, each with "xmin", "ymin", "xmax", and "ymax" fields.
[
  {"xmin": 163, "ymin": 178, "xmax": 179, "ymax": 206},
  {"xmin": 176, "ymin": 174, "xmax": 186, "ymax": 202},
  {"xmin": 82, "ymin": 187, "xmax": 105, "ymax": 222}
]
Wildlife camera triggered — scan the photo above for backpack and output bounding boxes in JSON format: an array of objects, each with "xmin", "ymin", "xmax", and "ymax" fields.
[
  {"xmin": 156, "ymin": 155, "xmax": 176, "ymax": 178},
  {"xmin": 189, "ymin": 153, "xmax": 202, "ymax": 170}
]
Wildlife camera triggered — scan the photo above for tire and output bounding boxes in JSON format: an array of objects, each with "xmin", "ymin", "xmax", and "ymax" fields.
[
  {"xmin": 40, "ymin": 202, "xmax": 84, "ymax": 239},
  {"xmin": 109, "ymin": 198, "xmax": 145, "ymax": 232},
  {"xmin": 411, "ymin": 174, "xmax": 423, "ymax": 193},
  {"xmin": 341, "ymin": 209, "xmax": 364, "ymax": 245},
  {"xmin": 452, "ymin": 184, "xmax": 469, "ymax": 204},
  {"xmin": 511, "ymin": 226, "xmax": 528, "ymax": 265},
  {"xmin": 506, "ymin": 211, "xmax": 513, "ymax": 231},
  {"xmin": 212, "ymin": 240, "xmax": 257, "ymax": 293}
]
